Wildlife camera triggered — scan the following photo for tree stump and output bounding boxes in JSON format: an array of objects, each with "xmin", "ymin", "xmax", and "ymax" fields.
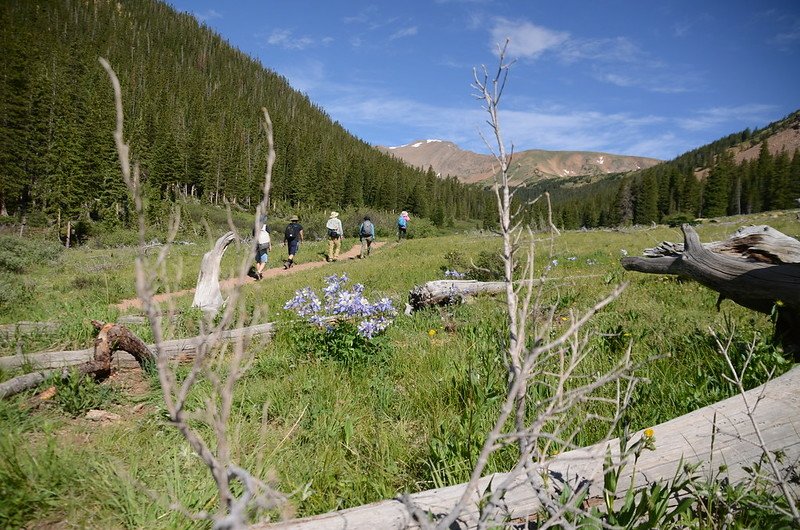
[
  {"xmin": 621, "ymin": 224, "xmax": 800, "ymax": 357},
  {"xmin": 192, "ymin": 231, "xmax": 236, "ymax": 315}
]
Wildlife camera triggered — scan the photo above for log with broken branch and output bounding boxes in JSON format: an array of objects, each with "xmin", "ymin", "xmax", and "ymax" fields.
[
  {"xmin": 0, "ymin": 321, "xmax": 275, "ymax": 399},
  {"xmin": 621, "ymin": 224, "xmax": 800, "ymax": 357}
]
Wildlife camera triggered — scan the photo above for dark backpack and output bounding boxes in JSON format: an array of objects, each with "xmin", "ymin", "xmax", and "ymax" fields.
[
  {"xmin": 327, "ymin": 227, "xmax": 339, "ymax": 238},
  {"xmin": 285, "ymin": 223, "xmax": 301, "ymax": 241},
  {"xmin": 360, "ymin": 220, "xmax": 373, "ymax": 237}
]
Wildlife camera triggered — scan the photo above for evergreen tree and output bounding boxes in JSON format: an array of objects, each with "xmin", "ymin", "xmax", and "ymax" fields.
[{"xmin": 702, "ymin": 150, "xmax": 733, "ymax": 217}]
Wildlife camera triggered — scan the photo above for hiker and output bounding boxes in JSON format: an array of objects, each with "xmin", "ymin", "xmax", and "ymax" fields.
[
  {"xmin": 359, "ymin": 215, "xmax": 375, "ymax": 258},
  {"xmin": 282, "ymin": 215, "xmax": 304, "ymax": 269},
  {"xmin": 325, "ymin": 211, "xmax": 343, "ymax": 261},
  {"xmin": 254, "ymin": 221, "xmax": 271, "ymax": 280},
  {"xmin": 397, "ymin": 210, "xmax": 410, "ymax": 241}
]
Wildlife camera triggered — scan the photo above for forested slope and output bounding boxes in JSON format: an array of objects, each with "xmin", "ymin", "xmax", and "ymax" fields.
[
  {"xmin": 519, "ymin": 111, "xmax": 800, "ymax": 230},
  {"xmin": 0, "ymin": 0, "xmax": 487, "ymax": 229}
]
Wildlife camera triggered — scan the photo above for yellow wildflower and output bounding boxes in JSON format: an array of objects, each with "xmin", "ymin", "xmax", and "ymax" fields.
[
  {"xmin": 644, "ymin": 428, "xmax": 654, "ymax": 438},
  {"xmin": 428, "ymin": 329, "xmax": 437, "ymax": 337}
]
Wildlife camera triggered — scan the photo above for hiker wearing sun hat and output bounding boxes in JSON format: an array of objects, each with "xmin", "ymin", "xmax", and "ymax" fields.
[
  {"xmin": 282, "ymin": 215, "xmax": 304, "ymax": 269},
  {"xmin": 325, "ymin": 211, "xmax": 344, "ymax": 261}
]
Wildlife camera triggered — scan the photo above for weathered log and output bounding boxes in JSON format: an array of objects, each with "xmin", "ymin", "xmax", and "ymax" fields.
[
  {"xmin": 621, "ymin": 224, "xmax": 800, "ymax": 356},
  {"xmin": 641, "ymin": 225, "xmax": 800, "ymax": 263},
  {"xmin": 255, "ymin": 365, "xmax": 800, "ymax": 529},
  {"xmin": 192, "ymin": 231, "xmax": 236, "ymax": 314},
  {"xmin": 0, "ymin": 322, "xmax": 275, "ymax": 372},
  {"xmin": 0, "ymin": 321, "xmax": 61, "ymax": 338},
  {"xmin": 0, "ymin": 320, "xmax": 154, "ymax": 399},
  {"xmin": 408, "ymin": 280, "xmax": 507, "ymax": 311}
]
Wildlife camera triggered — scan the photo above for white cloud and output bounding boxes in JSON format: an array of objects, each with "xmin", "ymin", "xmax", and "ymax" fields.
[
  {"xmin": 676, "ymin": 104, "xmax": 777, "ymax": 131},
  {"xmin": 266, "ymin": 28, "xmax": 315, "ymax": 50},
  {"xmin": 390, "ymin": 26, "xmax": 418, "ymax": 40},
  {"xmin": 559, "ymin": 37, "xmax": 642, "ymax": 64},
  {"xmin": 194, "ymin": 9, "xmax": 222, "ymax": 22},
  {"xmin": 489, "ymin": 18, "xmax": 569, "ymax": 59}
]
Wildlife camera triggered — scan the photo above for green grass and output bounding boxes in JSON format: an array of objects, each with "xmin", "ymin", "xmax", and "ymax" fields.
[{"xmin": 0, "ymin": 210, "xmax": 797, "ymax": 527}]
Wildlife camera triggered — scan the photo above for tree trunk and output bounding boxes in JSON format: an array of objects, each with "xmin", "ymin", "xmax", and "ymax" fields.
[
  {"xmin": 621, "ymin": 224, "xmax": 800, "ymax": 357},
  {"xmin": 192, "ymin": 231, "xmax": 236, "ymax": 314}
]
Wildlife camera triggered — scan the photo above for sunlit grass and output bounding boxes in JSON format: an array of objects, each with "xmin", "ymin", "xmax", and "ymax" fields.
[{"xmin": 0, "ymin": 209, "xmax": 797, "ymax": 526}]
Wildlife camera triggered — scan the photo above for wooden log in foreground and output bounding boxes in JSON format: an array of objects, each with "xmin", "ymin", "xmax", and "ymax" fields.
[
  {"xmin": 0, "ymin": 322, "xmax": 275, "ymax": 373},
  {"xmin": 192, "ymin": 231, "xmax": 237, "ymax": 314},
  {"xmin": 255, "ymin": 365, "xmax": 800, "ymax": 529},
  {"xmin": 621, "ymin": 224, "xmax": 800, "ymax": 356}
]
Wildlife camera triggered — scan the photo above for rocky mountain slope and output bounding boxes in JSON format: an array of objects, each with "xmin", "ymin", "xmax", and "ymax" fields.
[{"xmin": 377, "ymin": 139, "xmax": 662, "ymax": 185}]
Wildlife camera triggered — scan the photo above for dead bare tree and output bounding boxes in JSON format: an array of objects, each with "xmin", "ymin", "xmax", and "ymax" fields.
[
  {"xmin": 99, "ymin": 58, "xmax": 285, "ymax": 529},
  {"xmin": 410, "ymin": 41, "xmax": 638, "ymax": 529}
]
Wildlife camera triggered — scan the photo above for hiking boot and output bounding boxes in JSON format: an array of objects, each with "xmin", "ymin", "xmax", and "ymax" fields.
[{"xmin": 283, "ymin": 261, "xmax": 289, "ymax": 270}]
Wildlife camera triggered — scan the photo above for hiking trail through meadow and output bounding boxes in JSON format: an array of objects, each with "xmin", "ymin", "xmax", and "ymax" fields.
[{"xmin": 114, "ymin": 241, "xmax": 386, "ymax": 312}]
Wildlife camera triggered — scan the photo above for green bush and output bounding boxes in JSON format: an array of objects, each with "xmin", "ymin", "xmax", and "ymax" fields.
[
  {"xmin": 0, "ymin": 235, "xmax": 55, "ymax": 274},
  {"xmin": 52, "ymin": 371, "xmax": 118, "ymax": 417}
]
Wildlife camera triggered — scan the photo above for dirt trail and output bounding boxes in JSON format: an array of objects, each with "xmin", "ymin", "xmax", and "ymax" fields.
[{"xmin": 114, "ymin": 241, "xmax": 385, "ymax": 312}]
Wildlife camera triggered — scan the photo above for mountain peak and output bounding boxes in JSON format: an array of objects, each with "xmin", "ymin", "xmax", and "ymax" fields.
[{"xmin": 377, "ymin": 141, "xmax": 662, "ymax": 184}]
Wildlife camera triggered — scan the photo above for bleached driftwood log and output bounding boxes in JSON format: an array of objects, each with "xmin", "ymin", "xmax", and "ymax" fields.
[
  {"xmin": 407, "ymin": 280, "xmax": 538, "ymax": 313},
  {"xmin": 0, "ymin": 320, "xmax": 155, "ymax": 399},
  {"xmin": 255, "ymin": 364, "xmax": 800, "ymax": 529},
  {"xmin": 192, "ymin": 231, "xmax": 236, "ymax": 314},
  {"xmin": 621, "ymin": 224, "xmax": 800, "ymax": 357},
  {"xmin": 0, "ymin": 322, "xmax": 275, "ymax": 374}
]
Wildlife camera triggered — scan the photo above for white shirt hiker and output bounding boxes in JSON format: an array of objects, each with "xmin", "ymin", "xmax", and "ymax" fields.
[{"xmin": 326, "ymin": 217, "xmax": 343, "ymax": 236}]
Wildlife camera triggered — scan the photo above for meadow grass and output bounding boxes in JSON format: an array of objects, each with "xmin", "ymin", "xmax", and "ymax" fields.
[{"xmin": 0, "ymin": 210, "xmax": 797, "ymax": 527}]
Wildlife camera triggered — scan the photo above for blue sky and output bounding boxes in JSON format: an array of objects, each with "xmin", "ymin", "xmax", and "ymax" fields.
[{"xmin": 168, "ymin": 1, "xmax": 799, "ymax": 160}]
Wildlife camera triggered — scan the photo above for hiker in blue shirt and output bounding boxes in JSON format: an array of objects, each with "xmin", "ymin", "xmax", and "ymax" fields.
[
  {"xmin": 359, "ymin": 216, "xmax": 375, "ymax": 258},
  {"xmin": 397, "ymin": 211, "xmax": 409, "ymax": 241}
]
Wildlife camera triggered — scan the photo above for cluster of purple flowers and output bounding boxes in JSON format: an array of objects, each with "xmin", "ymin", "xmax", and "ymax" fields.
[
  {"xmin": 444, "ymin": 269, "xmax": 465, "ymax": 279},
  {"xmin": 284, "ymin": 274, "xmax": 397, "ymax": 339}
]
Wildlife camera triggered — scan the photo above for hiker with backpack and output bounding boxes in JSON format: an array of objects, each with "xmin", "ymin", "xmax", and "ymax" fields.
[
  {"xmin": 253, "ymin": 220, "xmax": 271, "ymax": 280},
  {"xmin": 397, "ymin": 211, "xmax": 410, "ymax": 241},
  {"xmin": 325, "ymin": 211, "xmax": 343, "ymax": 262},
  {"xmin": 282, "ymin": 215, "xmax": 304, "ymax": 269},
  {"xmin": 359, "ymin": 216, "xmax": 375, "ymax": 258}
]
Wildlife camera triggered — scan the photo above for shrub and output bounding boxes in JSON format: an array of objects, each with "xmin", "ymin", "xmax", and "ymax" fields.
[
  {"xmin": 283, "ymin": 274, "xmax": 397, "ymax": 365},
  {"xmin": 52, "ymin": 370, "xmax": 118, "ymax": 417},
  {"xmin": 0, "ymin": 235, "xmax": 55, "ymax": 274}
]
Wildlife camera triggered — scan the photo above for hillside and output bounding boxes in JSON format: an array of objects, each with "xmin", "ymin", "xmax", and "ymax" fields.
[
  {"xmin": 0, "ymin": 0, "xmax": 486, "ymax": 229},
  {"xmin": 377, "ymin": 140, "xmax": 661, "ymax": 184},
  {"xmin": 517, "ymin": 109, "xmax": 800, "ymax": 231}
]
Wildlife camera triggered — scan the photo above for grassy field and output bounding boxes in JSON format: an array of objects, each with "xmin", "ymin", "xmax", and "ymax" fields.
[{"xmin": 0, "ymin": 210, "xmax": 797, "ymax": 528}]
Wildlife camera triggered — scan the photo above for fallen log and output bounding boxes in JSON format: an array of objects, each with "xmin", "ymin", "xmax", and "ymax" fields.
[
  {"xmin": 254, "ymin": 364, "xmax": 800, "ymax": 529},
  {"xmin": 0, "ymin": 322, "xmax": 275, "ymax": 373},
  {"xmin": 407, "ymin": 280, "xmax": 509, "ymax": 312},
  {"xmin": 0, "ymin": 321, "xmax": 61, "ymax": 338},
  {"xmin": 0, "ymin": 320, "xmax": 154, "ymax": 399},
  {"xmin": 193, "ymin": 231, "xmax": 237, "ymax": 315},
  {"xmin": 621, "ymin": 224, "xmax": 800, "ymax": 357}
]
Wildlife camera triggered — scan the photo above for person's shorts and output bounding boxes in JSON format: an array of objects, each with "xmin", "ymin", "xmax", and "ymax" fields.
[
  {"xmin": 256, "ymin": 251, "xmax": 269, "ymax": 263},
  {"xmin": 287, "ymin": 240, "xmax": 300, "ymax": 255}
]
